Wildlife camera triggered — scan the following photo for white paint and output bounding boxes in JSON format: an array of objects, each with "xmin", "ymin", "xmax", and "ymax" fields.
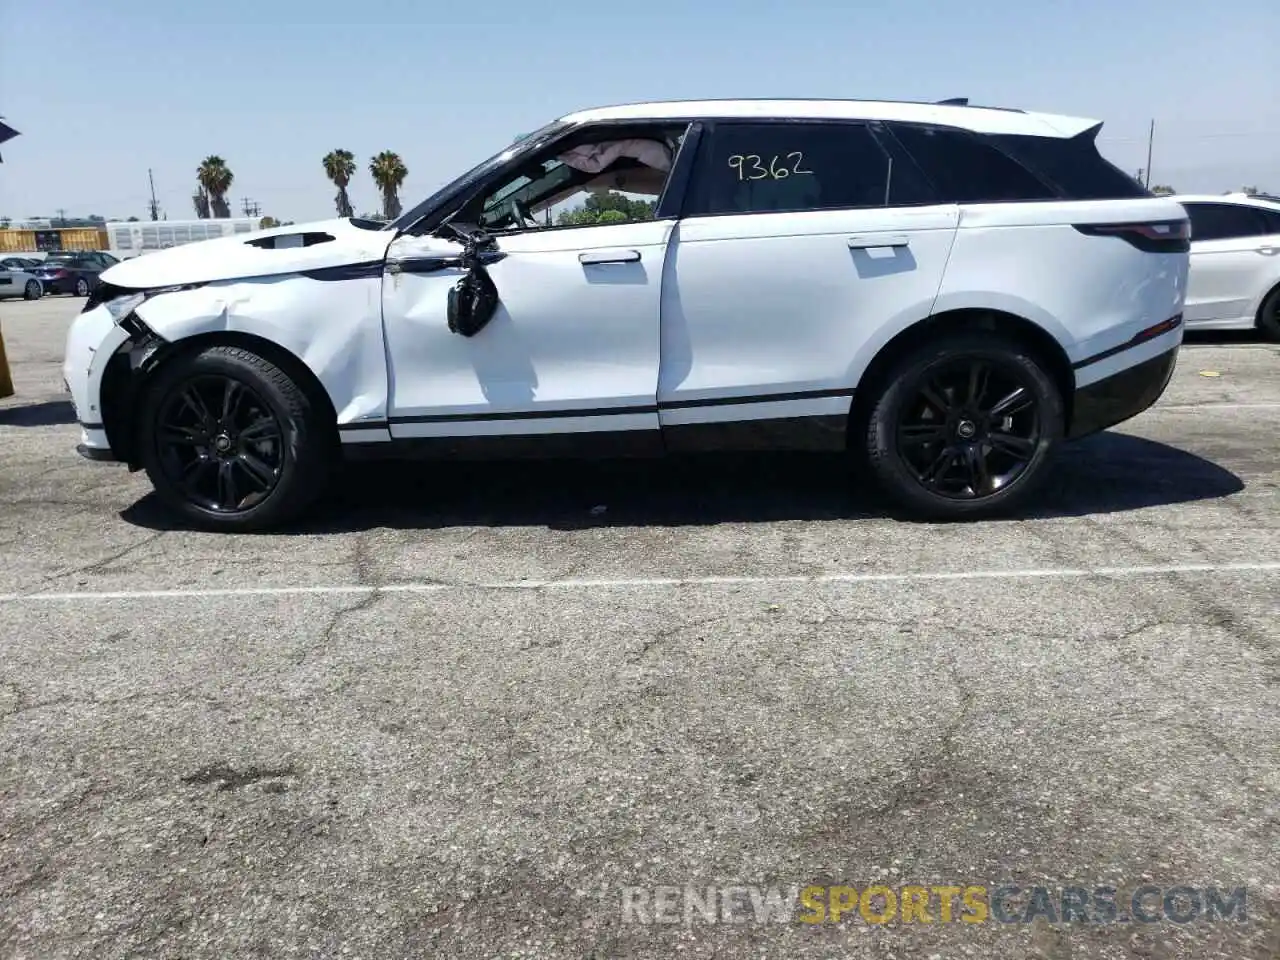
[
  {"xmin": 659, "ymin": 207, "xmax": 959, "ymax": 415},
  {"xmin": 558, "ymin": 99, "xmax": 1100, "ymax": 138},
  {"xmin": 382, "ymin": 220, "xmax": 672, "ymax": 436},
  {"xmin": 100, "ymin": 217, "xmax": 393, "ymax": 289},
  {"xmin": 3, "ymin": 562, "xmax": 1277, "ymax": 604}
]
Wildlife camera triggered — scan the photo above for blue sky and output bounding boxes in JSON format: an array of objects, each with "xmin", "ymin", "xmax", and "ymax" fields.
[{"xmin": 1, "ymin": 0, "xmax": 1277, "ymax": 223}]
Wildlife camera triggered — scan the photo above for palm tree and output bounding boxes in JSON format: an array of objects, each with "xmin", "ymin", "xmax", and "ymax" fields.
[
  {"xmin": 323, "ymin": 149, "xmax": 357, "ymax": 218},
  {"xmin": 197, "ymin": 156, "xmax": 234, "ymax": 219},
  {"xmin": 369, "ymin": 151, "xmax": 408, "ymax": 220}
]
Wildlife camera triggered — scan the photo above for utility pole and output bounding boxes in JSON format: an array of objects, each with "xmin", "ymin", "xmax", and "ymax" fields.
[
  {"xmin": 241, "ymin": 197, "xmax": 260, "ymax": 218},
  {"xmin": 1144, "ymin": 119, "xmax": 1155, "ymax": 189},
  {"xmin": 148, "ymin": 169, "xmax": 160, "ymax": 221}
]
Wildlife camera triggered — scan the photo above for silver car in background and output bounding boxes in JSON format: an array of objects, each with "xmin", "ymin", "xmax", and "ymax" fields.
[
  {"xmin": 1176, "ymin": 192, "xmax": 1280, "ymax": 341},
  {"xmin": 0, "ymin": 259, "xmax": 44, "ymax": 300}
]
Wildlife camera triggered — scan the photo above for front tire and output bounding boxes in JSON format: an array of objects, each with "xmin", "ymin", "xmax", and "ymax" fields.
[
  {"xmin": 137, "ymin": 345, "xmax": 334, "ymax": 531},
  {"xmin": 23, "ymin": 279, "xmax": 41, "ymax": 300},
  {"xmin": 861, "ymin": 332, "xmax": 1065, "ymax": 520}
]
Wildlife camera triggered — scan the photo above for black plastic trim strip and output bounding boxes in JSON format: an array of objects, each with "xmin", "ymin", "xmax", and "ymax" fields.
[
  {"xmin": 1072, "ymin": 314, "xmax": 1183, "ymax": 371},
  {"xmin": 299, "ymin": 261, "xmax": 386, "ymax": 282},
  {"xmin": 390, "ymin": 404, "xmax": 657, "ymax": 425},
  {"xmin": 337, "ymin": 420, "xmax": 391, "ymax": 431},
  {"xmin": 79, "ymin": 420, "xmax": 105, "ymax": 430},
  {"xmin": 385, "ymin": 387, "xmax": 856, "ymax": 425},
  {"xmin": 660, "ymin": 386, "xmax": 854, "ymax": 410},
  {"xmin": 76, "ymin": 443, "xmax": 119, "ymax": 462}
]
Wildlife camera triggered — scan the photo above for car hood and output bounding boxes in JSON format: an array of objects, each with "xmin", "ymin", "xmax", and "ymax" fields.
[{"xmin": 100, "ymin": 217, "xmax": 397, "ymax": 289}]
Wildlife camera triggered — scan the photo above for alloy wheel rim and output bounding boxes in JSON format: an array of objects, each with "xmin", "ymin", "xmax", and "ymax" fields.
[
  {"xmin": 26, "ymin": 281, "xmax": 38, "ymax": 298},
  {"xmin": 155, "ymin": 375, "xmax": 285, "ymax": 513},
  {"xmin": 895, "ymin": 358, "xmax": 1042, "ymax": 500}
]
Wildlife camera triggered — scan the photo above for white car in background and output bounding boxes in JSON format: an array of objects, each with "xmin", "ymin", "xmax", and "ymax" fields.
[
  {"xmin": 64, "ymin": 97, "xmax": 1191, "ymax": 531},
  {"xmin": 0, "ymin": 260, "xmax": 44, "ymax": 300},
  {"xmin": 1175, "ymin": 192, "xmax": 1280, "ymax": 340}
]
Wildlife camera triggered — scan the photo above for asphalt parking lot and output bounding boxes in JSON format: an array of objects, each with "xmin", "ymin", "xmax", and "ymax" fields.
[{"xmin": 2, "ymin": 295, "xmax": 1278, "ymax": 959}]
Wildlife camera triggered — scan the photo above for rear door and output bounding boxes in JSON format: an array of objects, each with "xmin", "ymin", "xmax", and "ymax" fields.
[
  {"xmin": 1183, "ymin": 202, "xmax": 1279, "ymax": 325},
  {"xmin": 658, "ymin": 118, "xmax": 958, "ymax": 449}
]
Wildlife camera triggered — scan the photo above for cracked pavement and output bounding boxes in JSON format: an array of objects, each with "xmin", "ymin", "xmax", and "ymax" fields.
[{"xmin": 2, "ymin": 299, "xmax": 1279, "ymax": 958}]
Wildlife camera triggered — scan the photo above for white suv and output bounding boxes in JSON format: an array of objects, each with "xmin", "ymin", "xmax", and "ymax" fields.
[
  {"xmin": 1174, "ymin": 192, "xmax": 1280, "ymax": 340},
  {"xmin": 64, "ymin": 98, "xmax": 1191, "ymax": 531}
]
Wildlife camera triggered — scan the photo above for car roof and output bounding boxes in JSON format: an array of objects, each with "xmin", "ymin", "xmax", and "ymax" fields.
[{"xmin": 556, "ymin": 98, "xmax": 1100, "ymax": 138}]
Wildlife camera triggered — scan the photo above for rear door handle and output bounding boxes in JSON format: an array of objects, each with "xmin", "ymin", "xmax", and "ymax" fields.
[
  {"xmin": 1258, "ymin": 245, "xmax": 1279, "ymax": 256},
  {"xmin": 579, "ymin": 249, "xmax": 640, "ymax": 264},
  {"xmin": 848, "ymin": 235, "xmax": 910, "ymax": 249}
]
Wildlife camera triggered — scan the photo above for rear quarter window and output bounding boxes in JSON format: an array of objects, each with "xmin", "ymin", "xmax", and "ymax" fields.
[
  {"xmin": 886, "ymin": 123, "xmax": 1059, "ymax": 203},
  {"xmin": 989, "ymin": 130, "xmax": 1151, "ymax": 200}
]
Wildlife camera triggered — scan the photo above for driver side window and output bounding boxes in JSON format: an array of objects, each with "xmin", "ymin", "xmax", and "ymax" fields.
[{"xmin": 463, "ymin": 123, "xmax": 689, "ymax": 232}]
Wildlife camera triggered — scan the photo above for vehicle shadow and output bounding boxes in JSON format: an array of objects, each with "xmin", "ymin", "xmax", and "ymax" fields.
[
  {"xmin": 119, "ymin": 432, "xmax": 1245, "ymax": 534},
  {"xmin": 0, "ymin": 399, "xmax": 77, "ymax": 427}
]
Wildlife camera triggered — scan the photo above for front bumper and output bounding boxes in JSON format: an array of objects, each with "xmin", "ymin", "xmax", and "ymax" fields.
[
  {"xmin": 64, "ymin": 303, "xmax": 131, "ymax": 460},
  {"xmin": 1067, "ymin": 346, "xmax": 1179, "ymax": 439}
]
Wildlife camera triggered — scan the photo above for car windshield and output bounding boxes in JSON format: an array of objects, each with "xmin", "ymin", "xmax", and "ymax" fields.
[{"xmin": 384, "ymin": 119, "xmax": 569, "ymax": 232}]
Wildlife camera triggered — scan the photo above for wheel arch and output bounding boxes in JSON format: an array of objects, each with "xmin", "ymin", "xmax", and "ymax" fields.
[
  {"xmin": 847, "ymin": 308, "xmax": 1077, "ymax": 445},
  {"xmin": 101, "ymin": 330, "xmax": 340, "ymax": 469}
]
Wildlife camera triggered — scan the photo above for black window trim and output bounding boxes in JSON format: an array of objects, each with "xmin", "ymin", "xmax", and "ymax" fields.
[{"xmin": 677, "ymin": 116, "xmax": 950, "ymax": 220}]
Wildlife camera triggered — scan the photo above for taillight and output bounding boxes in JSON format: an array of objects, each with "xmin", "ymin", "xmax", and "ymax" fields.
[{"xmin": 1072, "ymin": 219, "xmax": 1190, "ymax": 253}]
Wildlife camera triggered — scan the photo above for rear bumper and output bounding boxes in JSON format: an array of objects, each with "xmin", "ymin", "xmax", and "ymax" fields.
[{"xmin": 1067, "ymin": 345, "xmax": 1179, "ymax": 439}]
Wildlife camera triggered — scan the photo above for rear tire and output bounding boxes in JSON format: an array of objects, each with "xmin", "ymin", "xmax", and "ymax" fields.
[
  {"xmin": 74, "ymin": 277, "xmax": 90, "ymax": 297},
  {"xmin": 861, "ymin": 332, "xmax": 1064, "ymax": 520},
  {"xmin": 1256, "ymin": 285, "xmax": 1280, "ymax": 343},
  {"xmin": 137, "ymin": 345, "xmax": 335, "ymax": 532}
]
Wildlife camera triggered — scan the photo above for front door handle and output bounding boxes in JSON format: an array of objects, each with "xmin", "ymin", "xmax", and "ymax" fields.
[
  {"xmin": 579, "ymin": 249, "xmax": 640, "ymax": 264},
  {"xmin": 848, "ymin": 235, "xmax": 910, "ymax": 249},
  {"xmin": 1258, "ymin": 245, "xmax": 1279, "ymax": 256}
]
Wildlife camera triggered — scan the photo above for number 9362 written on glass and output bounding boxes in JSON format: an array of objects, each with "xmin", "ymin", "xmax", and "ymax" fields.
[{"xmin": 727, "ymin": 152, "xmax": 814, "ymax": 181}]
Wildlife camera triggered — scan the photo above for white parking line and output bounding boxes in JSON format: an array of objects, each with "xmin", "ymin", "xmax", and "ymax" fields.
[
  {"xmin": 1155, "ymin": 402, "xmax": 1280, "ymax": 412},
  {"xmin": 1, "ymin": 562, "xmax": 1278, "ymax": 604}
]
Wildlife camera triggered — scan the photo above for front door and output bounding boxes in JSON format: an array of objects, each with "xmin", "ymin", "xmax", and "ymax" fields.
[{"xmin": 381, "ymin": 218, "xmax": 672, "ymax": 447}]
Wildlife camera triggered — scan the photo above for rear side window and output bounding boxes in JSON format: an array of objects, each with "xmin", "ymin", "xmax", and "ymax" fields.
[
  {"xmin": 990, "ymin": 130, "xmax": 1150, "ymax": 200},
  {"xmin": 1184, "ymin": 203, "xmax": 1272, "ymax": 241},
  {"xmin": 684, "ymin": 121, "xmax": 933, "ymax": 216},
  {"xmin": 887, "ymin": 123, "xmax": 1058, "ymax": 203}
]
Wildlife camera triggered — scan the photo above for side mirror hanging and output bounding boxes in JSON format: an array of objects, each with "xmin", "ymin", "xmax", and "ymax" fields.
[{"xmin": 445, "ymin": 227, "xmax": 502, "ymax": 337}]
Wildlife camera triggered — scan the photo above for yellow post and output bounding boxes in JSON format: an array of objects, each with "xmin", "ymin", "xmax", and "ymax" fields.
[{"xmin": 0, "ymin": 323, "xmax": 13, "ymax": 399}]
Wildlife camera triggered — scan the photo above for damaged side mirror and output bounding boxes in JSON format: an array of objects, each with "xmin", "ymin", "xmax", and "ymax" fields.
[{"xmin": 439, "ymin": 222, "xmax": 503, "ymax": 338}]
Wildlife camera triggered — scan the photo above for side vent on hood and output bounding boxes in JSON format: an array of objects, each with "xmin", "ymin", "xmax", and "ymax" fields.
[{"xmin": 245, "ymin": 232, "xmax": 335, "ymax": 249}]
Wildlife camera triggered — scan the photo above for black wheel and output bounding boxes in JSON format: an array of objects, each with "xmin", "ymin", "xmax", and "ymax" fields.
[
  {"xmin": 74, "ymin": 277, "xmax": 90, "ymax": 297},
  {"xmin": 23, "ymin": 279, "xmax": 41, "ymax": 300},
  {"xmin": 1257, "ymin": 285, "xmax": 1280, "ymax": 343},
  {"xmin": 862, "ymin": 332, "xmax": 1064, "ymax": 519},
  {"xmin": 138, "ymin": 345, "xmax": 335, "ymax": 531}
]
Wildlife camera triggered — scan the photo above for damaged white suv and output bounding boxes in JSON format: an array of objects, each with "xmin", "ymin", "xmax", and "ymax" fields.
[{"xmin": 65, "ymin": 98, "xmax": 1190, "ymax": 531}]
